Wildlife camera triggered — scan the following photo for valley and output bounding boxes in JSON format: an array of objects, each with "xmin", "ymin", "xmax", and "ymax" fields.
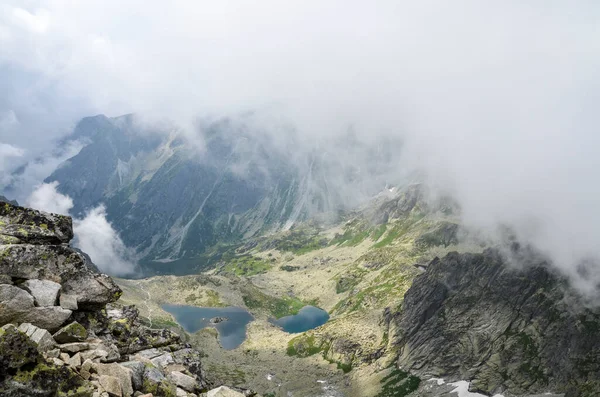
[{"xmin": 115, "ymin": 186, "xmax": 474, "ymax": 396}]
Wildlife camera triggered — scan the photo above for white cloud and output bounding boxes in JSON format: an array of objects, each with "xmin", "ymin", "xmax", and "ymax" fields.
[
  {"xmin": 2, "ymin": 1, "xmax": 600, "ymax": 294},
  {"xmin": 26, "ymin": 183, "xmax": 135, "ymax": 276},
  {"xmin": 73, "ymin": 205, "xmax": 136, "ymax": 276},
  {"xmin": 26, "ymin": 181, "xmax": 73, "ymax": 215}
]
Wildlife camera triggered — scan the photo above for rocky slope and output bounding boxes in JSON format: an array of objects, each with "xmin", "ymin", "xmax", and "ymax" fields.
[
  {"xmin": 39, "ymin": 114, "xmax": 398, "ymax": 275},
  {"xmin": 395, "ymin": 248, "xmax": 600, "ymax": 397},
  {"xmin": 0, "ymin": 201, "xmax": 252, "ymax": 396},
  {"xmin": 114, "ymin": 185, "xmax": 600, "ymax": 397}
]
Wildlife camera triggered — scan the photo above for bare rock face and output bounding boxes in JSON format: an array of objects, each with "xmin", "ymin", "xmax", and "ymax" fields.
[
  {"xmin": 395, "ymin": 248, "xmax": 600, "ymax": 397},
  {"xmin": 0, "ymin": 244, "xmax": 122, "ymax": 308},
  {"xmin": 21, "ymin": 279, "xmax": 61, "ymax": 306},
  {"xmin": 0, "ymin": 201, "xmax": 73, "ymax": 244},
  {"xmin": 0, "ymin": 284, "xmax": 35, "ymax": 323},
  {"xmin": 0, "ymin": 201, "xmax": 211, "ymax": 396}
]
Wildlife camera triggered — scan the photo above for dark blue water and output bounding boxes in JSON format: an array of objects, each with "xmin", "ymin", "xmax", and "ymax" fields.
[
  {"xmin": 271, "ymin": 306, "xmax": 330, "ymax": 333},
  {"xmin": 162, "ymin": 305, "xmax": 253, "ymax": 350}
]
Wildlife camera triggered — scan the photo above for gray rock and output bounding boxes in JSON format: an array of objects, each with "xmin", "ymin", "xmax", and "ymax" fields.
[
  {"xmin": 176, "ymin": 388, "xmax": 189, "ymax": 397},
  {"xmin": 0, "ymin": 324, "xmax": 40, "ymax": 377},
  {"xmin": 206, "ymin": 386, "xmax": 246, "ymax": 397},
  {"xmin": 21, "ymin": 279, "xmax": 61, "ymax": 306},
  {"xmin": 53, "ymin": 321, "xmax": 88, "ymax": 343},
  {"xmin": 0, "ymin": 284, "xmax": 35, "ymax": 324},
  {"xmin": 0, "ymin": 286, "xmax": 68, "ymax": 331},
  {"xmin": 144, "ymin": 366, "xmax": 166, "ymax": 383},
  {"xmin": 0, "ymin": 244, "xmax": 122, "ymax": 308},
  {"xmin": 0, "ymin": 274, "xmax": 12, "ymax": 284},
  {"xmin": 59, "ymin": 293, "xmax": 79, "ymax": 310},
  {"xmin": 79, "ymin": 341, "xmax": 121, "ymax": 363},
  {"xmin": 46, "ymin": 348, "xmax": 61, "ymax": 358},
  {"xmin": 396, "ymin": 248, "xmax": 600, "ymax": 396},
  {"xmin": 135, "ymin": 348, "xmax": 163, "ymax": 360},
  {"xmin": 169, "ymin": 371, "xmax": 197, "ymax": 392},
  {"xmin": 151, "ymin": 352, "xmax": 174, "ymax": 368},
  {"xmin": 119, "ymin": 361, "xmax": 145, "ymax": 391},
  {"xmin": 18, "ymin": 323, "xmax": 56, "ymax": 351},
  {"xmin": 81, "ymin": 358, "xmax": 94, "ymax": 380},
  {"xmin": 99, "ymin": 374, "xmax": 123, "ymax": 397},
  {"xmin": 0, "ymin": 201, "xmax": 73, "ymax": 244},
  {"xmin": 67, "ymin": 352, "xmax": 83, "ymax": 367},
  {"xmin": 18, "ymin": 306, "xmax": 72, "ymax": 332},
  {"xmin": 93, "ymin": 363, "xmax": 134, "ymax": 397},
  {"xmin": 59, "ymin": 341, "xmax": 92, "ymax": 353}
]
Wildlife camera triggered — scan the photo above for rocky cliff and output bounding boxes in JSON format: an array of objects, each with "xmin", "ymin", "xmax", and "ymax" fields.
[
  {"xmin": 0, "ymin": 201, "xmax": 250, "ymax": 397},
  {"xmin": 395, "ymin": 247, "xmax": 600, "ymax": 397}
]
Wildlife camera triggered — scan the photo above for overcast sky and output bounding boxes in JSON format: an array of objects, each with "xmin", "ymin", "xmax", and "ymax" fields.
[{"xmin": 1, "ymin": 1, "xmax": 600, "ymax": 296}]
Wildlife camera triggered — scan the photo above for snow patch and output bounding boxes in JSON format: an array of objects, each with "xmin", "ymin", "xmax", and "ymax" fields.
[{"xmin": 449, "ymin": 381, "xmax": 504, "ymax": 397}]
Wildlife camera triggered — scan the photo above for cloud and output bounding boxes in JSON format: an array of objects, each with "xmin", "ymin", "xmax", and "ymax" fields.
[
  {"xmin": 1, "ymin": 1, "xmax": 599, "ymax": 295},
  {"xmin": 1, "ymin": 138, "xmax": 84, "ymax": 203},
  {"xmin": 26, "ymin": 181, "xmax": 73, "ymax": 215},
  {"xmin": 0, "ymin": 142, "xmax": 24, "ymax": 185},
  {"xmin": 73, "ymin": 205, "xmax": 136, "ymax": 276},
  {"xmin": 26, "ymin": 183, "xmax": 135, "ymax": 276}
]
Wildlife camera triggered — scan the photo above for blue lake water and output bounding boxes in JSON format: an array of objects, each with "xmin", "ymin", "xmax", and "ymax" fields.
[
  {"xmin": 271, "ymin": 306, "xmax": 330, "ymax": 333},
  {"xmin": 162, "ymin": 305, "xmax": 253, "ymax": 350}
]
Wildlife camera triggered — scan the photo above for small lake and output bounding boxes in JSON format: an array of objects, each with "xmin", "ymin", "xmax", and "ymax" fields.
[
  {"xmin": 162, "ymin": 305, "xmax": 253, "ymax": 350},
  {"xmin": 271, "ymin": 306, "xmax": 330, "ymax": 333}
]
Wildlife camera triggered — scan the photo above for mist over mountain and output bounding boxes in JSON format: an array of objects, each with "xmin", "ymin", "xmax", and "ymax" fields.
[
  {"xmin": 22, "ymin": 113, "xmax": 399, "ymax": 275},
  {"xmin": 1, "ymin": 3, "xmax": 600, "ymax": 396}
]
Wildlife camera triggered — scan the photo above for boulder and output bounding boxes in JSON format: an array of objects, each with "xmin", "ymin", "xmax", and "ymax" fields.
[
  {"xmin": 0, "ymin": 324, "xmax": 40, "ymax": 377},
  {"xmin": 0, "ymin": 274, "xmax": 12, "ymax": 284},
  {"xmin": 19, "ymin": 306, "xmax": 72, "ymax": 332},
  {"xmin": 53, "ymin": 321, "xmax": 88, "ymax": 343},
  {"xmin": 0, "ymin": 285, "xmax": 69, "ymax": 330},
  {"xmin": 68, "ymin": 352, "xmax": 83, "ymax": 367},
  {"xmin": 46, "ymin": 348, "xmax": 60, "ymax": 358},
  {"xmin": 60, "ymin": 293, "xmax": 79, "ymax": 310},
  {"xmin": 18, "ymin": 323, "xmax": 56, "ymax": 351},
  {"xmin": 0, "ymin": 201, "xmax": 73, "ymax": 244},
  {"xmin": 93, "ymin": 362, "xmax": 134, "ymax": 397},
  {"xmin": 0, "ymin": 283, "xmax": 35, "ymax": 323},
  {"xmin": 151, "ymin": 352, "xmax": 174, "ymax": 368},
  {"xmin": 99, "ymin": 374, "xmax": 123, "ymax": 397},
  {"xmin": 119, "ymin": 361, "xmax": 145, "ymax": 391},
  {"xmin": 206, "ymin": 386, "xmax": 246, "ymax": 397},
  {"xmin": 0, "ymin": 244, "xmax": 122, "ymax": 308},
  {"xmin": 21, "ymin": 279, "xmax": 61, "ymax": 306},
  {"xmin": 169, "ymin": 371, "xmax": 197, "ymax": 392}
]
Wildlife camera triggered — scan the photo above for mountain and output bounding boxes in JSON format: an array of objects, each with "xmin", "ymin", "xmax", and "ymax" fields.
[
  {"xmin": 46, "ymin": 114, "xmax": 399, "ymax": 275},
  {"xmin": 0, "ymin": 196, "xmax": 18, "ymax": 206},
  {"xmin": 395, "ymin": 248, "xmax": 600, "ymax": 396}
]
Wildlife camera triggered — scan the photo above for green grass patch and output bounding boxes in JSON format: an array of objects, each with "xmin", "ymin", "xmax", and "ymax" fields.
[
  {"xmin": 373, "ymin": 226, "xmax": 402, "ymax": 248},
  {"xmin": 371, "ymin": 224, "xmax": 387, "ymax": 241},
  {"xmin": 287, "ymin": 334, "xmax": 353, "ymax": 373},
  {"xmin": 146, "ymin": 317, "xmax": 179, "ymax": 329},
  {"xmin": 220, "ymin": 254, "xmax": 272, "ymax": 276},
  {"xmin": 242, "ymin": 287, "xmax": 317, "ymax": 319},
  {"xmin": 287, "ymin": 334, "xmax": 325, "ymax": 357},
  {"xmin": 267, "ymin": 228, "xmax": 328, "ymax": 255},
  {"xmin": 376, "ymin": 367, "xmax": 421, "ymax": 397}
]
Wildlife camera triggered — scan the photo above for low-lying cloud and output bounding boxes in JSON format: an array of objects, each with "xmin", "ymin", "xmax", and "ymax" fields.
[
  {"xmin": 26, "ymin": 182, "xmax": 136, "ymax": 276},
  {"xmin": 1, "ymin": 1, "xmax": 599, "ymax": 297}
]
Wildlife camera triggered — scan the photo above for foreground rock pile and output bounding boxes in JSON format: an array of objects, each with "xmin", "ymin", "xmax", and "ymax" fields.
[{"xmin": 0, "ymin": 202, "xmax": 251, "ymax": 397}]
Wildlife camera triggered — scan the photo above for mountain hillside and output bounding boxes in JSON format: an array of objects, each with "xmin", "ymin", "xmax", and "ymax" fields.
[{"xmin": 46, "ymin": 114, "xmax": 398, "ymax": 275}]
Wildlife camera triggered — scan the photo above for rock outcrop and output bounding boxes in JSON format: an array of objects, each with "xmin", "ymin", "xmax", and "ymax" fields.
[
  {"xmin": 0, "ymin": 201, "xmax": 217, "ymax": 396},
  {"xmin": 395, "ymin": 248, "xmax": 600, "ymax": 397}
]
